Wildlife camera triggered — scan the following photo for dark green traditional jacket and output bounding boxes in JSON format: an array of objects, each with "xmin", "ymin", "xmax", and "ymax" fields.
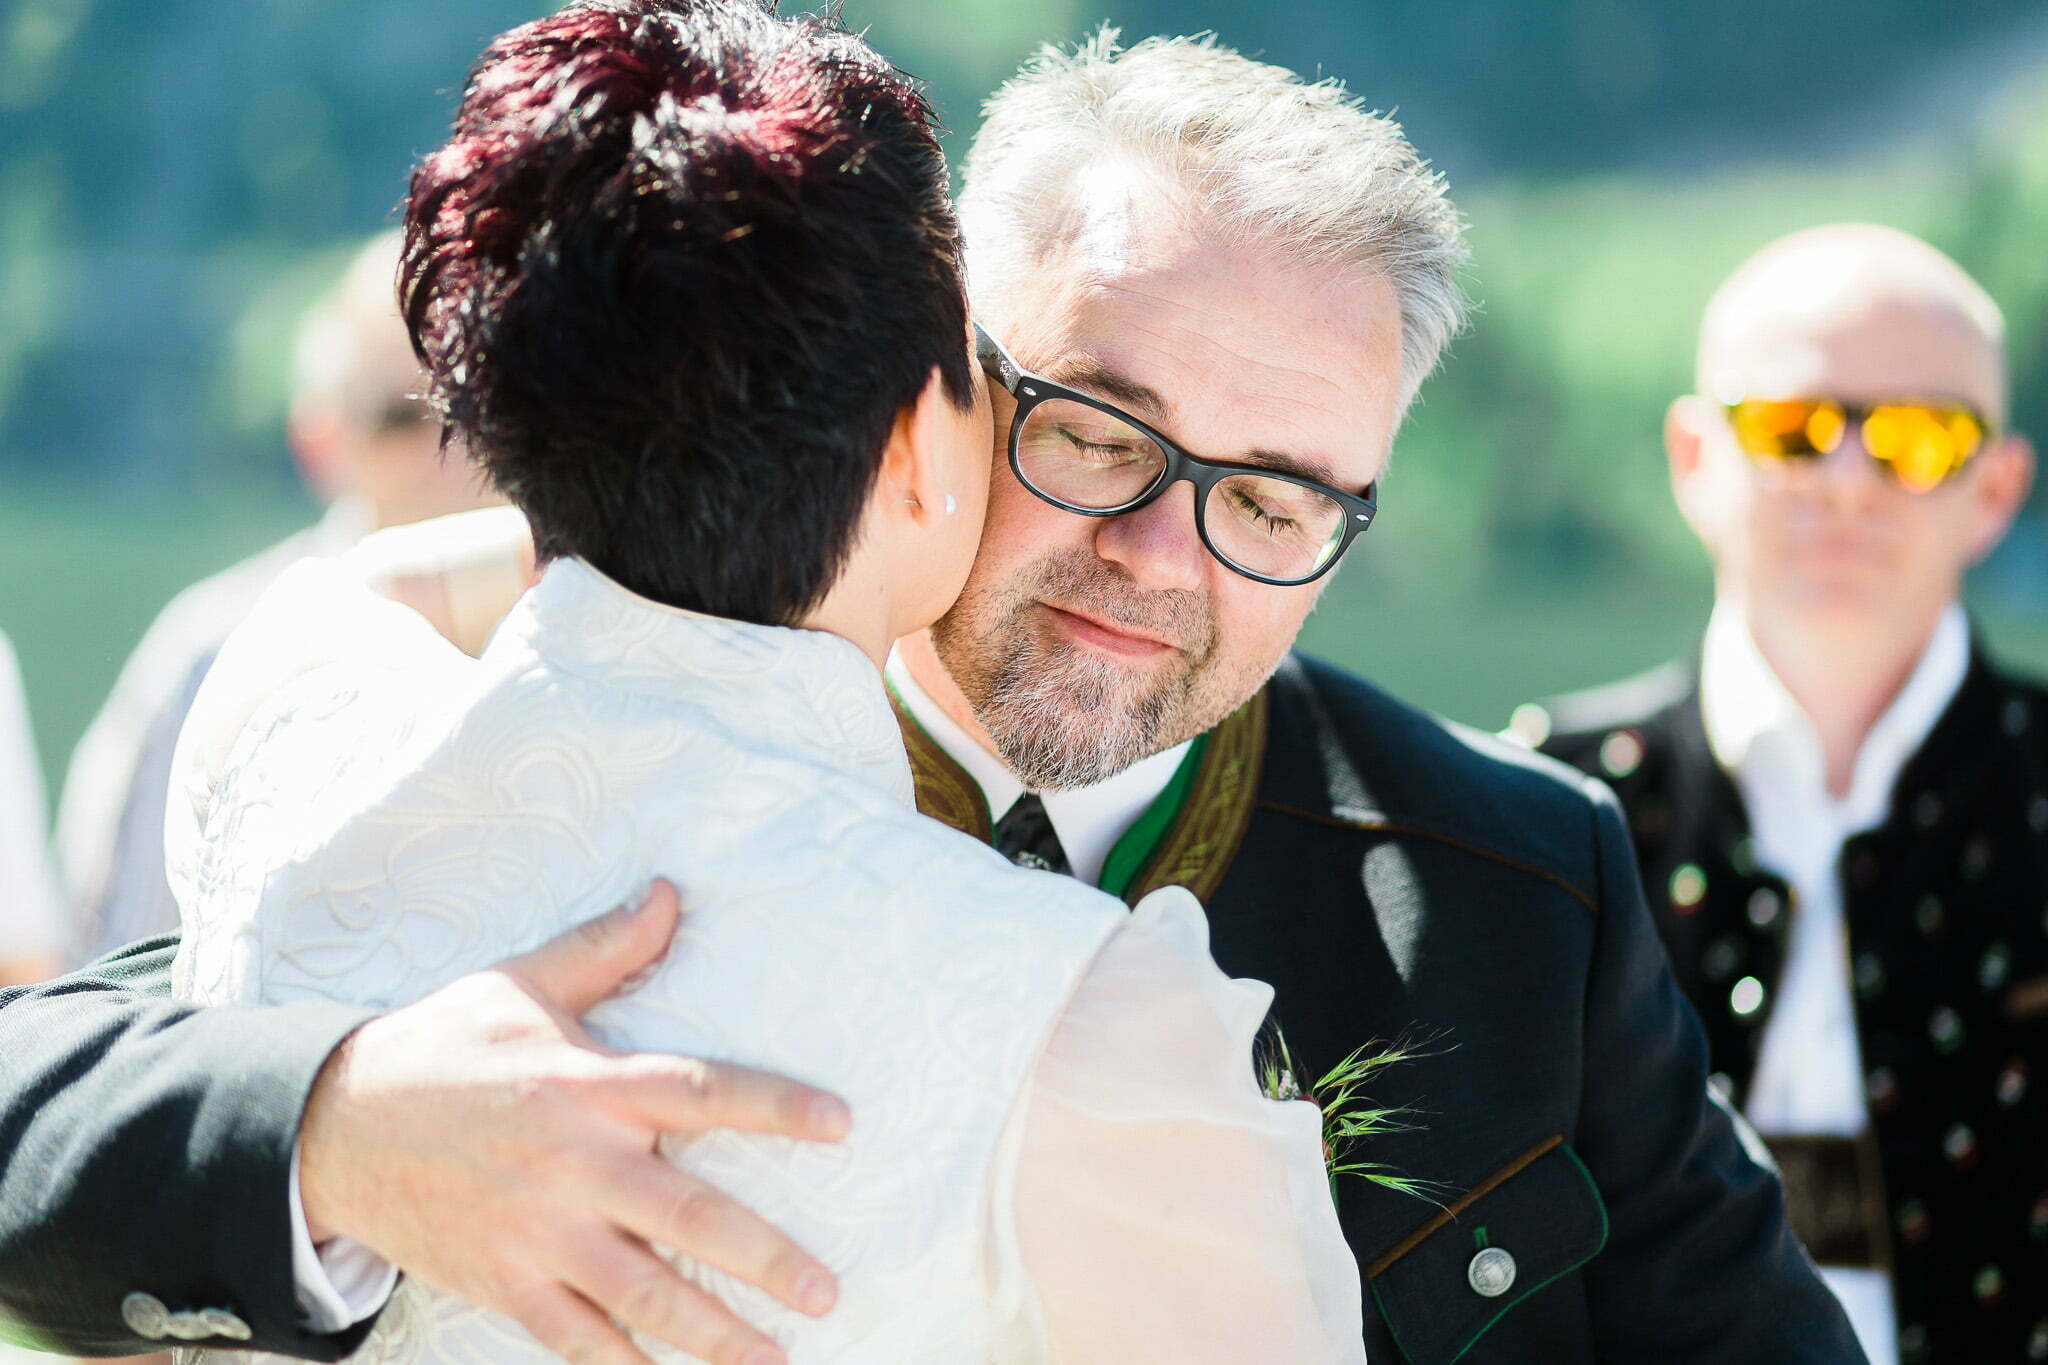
[
  {"xmin": 1536, "ymin": 649, "xmax": 2048, "ymax": 1365},
  {"xmin": 907, "ymin": 653, "xmax": 1860, "ymax": 1364}
]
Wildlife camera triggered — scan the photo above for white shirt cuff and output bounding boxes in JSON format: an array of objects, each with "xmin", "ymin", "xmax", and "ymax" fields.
[{"xmin": 289, "ymin": 1141, "xmax": 398, "ymax": 1331}]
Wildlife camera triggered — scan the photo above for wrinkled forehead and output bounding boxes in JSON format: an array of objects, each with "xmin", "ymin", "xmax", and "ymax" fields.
[
  {"xmin": 996, "ymin": 210, "xmax": 1404, "ymax": 492},
  {"xmin": 1701, "ymin": 274, "xmax": 2007, "ymax": 423}
]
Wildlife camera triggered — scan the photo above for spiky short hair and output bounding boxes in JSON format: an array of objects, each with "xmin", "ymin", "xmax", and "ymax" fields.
[
  {"xmin": 402, "ymin": 0, "xmax": 971, "ymax": 623},
  {"xmin": 960, "ymin": 29, "xmax": 1469, "ymax": 420}
]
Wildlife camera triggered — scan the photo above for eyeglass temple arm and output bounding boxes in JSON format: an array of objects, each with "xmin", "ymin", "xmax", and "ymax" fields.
[{"xmin": 973, "ymin": 323, "xmax": 1025, "ymax": 395}]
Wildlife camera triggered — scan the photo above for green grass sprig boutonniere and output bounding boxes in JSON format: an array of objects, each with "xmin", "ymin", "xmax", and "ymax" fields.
[{"xmin": 1257, "ymin": 1025, "xmax": 1444, "ymax": 1206}]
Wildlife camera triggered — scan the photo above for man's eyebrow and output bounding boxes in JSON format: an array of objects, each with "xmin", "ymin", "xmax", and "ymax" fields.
[
  {"xmin": 1046, "ymin": 356, "xmax": 1357, "ymax": 492},
  {"xmin": 1240, "ymin": 448, "xmax": 1343, "ymax": 488},
  {"xmin": 1046, "ymin": 357, "xmax": 1170, "ymax": 422}
]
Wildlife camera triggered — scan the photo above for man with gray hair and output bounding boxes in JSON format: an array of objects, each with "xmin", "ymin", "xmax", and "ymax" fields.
[
  {"xmin": 883, "ymin": 31, "xmax": 1856, "ymax": 1360},
  {"xmin": 1, "ymin": 29, "xmax": 1856, "ymax": 1364}
]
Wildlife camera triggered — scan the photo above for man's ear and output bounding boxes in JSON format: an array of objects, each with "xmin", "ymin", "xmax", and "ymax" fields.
[
  {"xmin": 1965, "ymin": 430, "xmax": 2035, "ymax": 564},
  {"xmin": 1665, "ymin": 394, "xmax": 1716, "ymax": 541},
  {"xmin": 289, "ymin": 403, "xmax": 352, "ymax": 502},
  {"xmin": 877, "ymin": 366, "xmax": 959, "ymax": 528}
]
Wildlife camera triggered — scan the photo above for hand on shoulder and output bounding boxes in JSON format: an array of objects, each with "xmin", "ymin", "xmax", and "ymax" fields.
[{"xmin": 301, "ymin": 881, "xmax": 850, "ymax": 1365}]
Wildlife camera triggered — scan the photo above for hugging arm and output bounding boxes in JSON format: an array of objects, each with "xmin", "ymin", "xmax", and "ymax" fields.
[
  {"xmin": 1572, "ymin": 782, "xmax": 1865, "ymax": 1362},
  {"xmin": 0, "ymin": 535, "xmax": 841, "ymax": 1364},
  {"xmin": 0, "ymin": 897, "xmax": 853, "ymax": 1365},
  {"xmin": 0, "ymin": 936, "xmax": 377, "ymax": 1359}
]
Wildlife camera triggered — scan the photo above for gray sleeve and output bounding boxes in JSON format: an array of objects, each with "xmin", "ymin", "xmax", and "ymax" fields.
[{"xmin": 78, "ymin": 650, "xmax": 217, "ymax": 960}]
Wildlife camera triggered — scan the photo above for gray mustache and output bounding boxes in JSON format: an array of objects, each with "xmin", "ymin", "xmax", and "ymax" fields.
[{"xmin": 1027, "ymin": 553, "xmax": 1214, "ymax": 651}]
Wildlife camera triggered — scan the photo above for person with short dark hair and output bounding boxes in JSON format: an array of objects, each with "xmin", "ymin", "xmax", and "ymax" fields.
[
  {"xmin": 161, "ymin": 2, "xmax": 1363, "ymax": 1361},
  {"xmin": 395, "ymin": 2, "xmax": 976, "ymax": 628}
]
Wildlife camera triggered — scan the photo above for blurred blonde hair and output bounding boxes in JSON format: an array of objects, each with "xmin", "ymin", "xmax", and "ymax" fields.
[
  {"xmin": 292, "ymin": 229, "xmax": 429, "ymax": 435},
  {"xmin": 960, "ymin": 28, "xmax": 1471, "ymax": 420}
]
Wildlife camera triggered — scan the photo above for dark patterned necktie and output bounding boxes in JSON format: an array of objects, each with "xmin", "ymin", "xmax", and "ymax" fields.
[{"xmin": 992, "ymin": 793, "xmax": 1072, "ymax": 877}]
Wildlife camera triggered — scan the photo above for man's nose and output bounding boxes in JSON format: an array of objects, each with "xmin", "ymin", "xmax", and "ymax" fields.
[
  {"xmin": 1092, "ymin": 481, "xmax": 1209, "ymax": 593},
  {"xmin": 1813, "ymin": 420, "xmax": 1888, "ymax": 502}
]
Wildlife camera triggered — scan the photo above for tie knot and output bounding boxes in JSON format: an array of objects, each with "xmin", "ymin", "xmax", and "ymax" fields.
[{"xmin": 992, "ymin": 793, "xmax": 1071, "ymax": 877}]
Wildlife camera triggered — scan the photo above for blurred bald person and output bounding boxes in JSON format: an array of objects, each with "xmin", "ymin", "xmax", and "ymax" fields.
[
  {"xmin": 1526, "ymin": 224, "xmax": 2044, "ymax": 1365},
  {"xmin": 56, "ymin": 231, "xmax": 503, "ymax": 961}
]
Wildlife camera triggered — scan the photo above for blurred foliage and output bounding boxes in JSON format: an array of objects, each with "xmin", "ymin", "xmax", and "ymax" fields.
[{"xmin": 3, "ymin": 0, "xmax": 2048, "ymax": 791}]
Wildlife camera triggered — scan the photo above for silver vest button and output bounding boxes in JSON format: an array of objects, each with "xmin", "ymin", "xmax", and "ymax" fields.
[
  {"xmin": 1468, "ymin": 1246, "xmax": 1517, "ymax": 1298},
  {"xmin": 121, "ymin": 1291, "xmax": 171, "ymax": 1340},
  {"xmin": 164, "ymin": 1311, "xmax": 215, "ymax": 1341},
  {"xmin": 199, "ymin": 1307, "xmax": 254, "ymax": 1341}
]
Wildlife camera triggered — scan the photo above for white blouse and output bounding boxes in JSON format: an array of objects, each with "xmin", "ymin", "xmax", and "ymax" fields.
[{"xmin": 167, "ymin": 551, "xmax": 1363, "ymax": 1363}]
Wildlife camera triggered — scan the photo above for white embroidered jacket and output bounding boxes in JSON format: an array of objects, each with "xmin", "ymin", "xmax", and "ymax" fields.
[{"xmin": 167, "ymin": 555, "xmax": 1364, "ymax": 1363}]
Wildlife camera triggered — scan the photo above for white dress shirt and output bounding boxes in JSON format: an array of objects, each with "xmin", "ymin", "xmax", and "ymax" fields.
[
  {"xmin": 1699, "ymin": 601, "xmax": 1969, "ymax": 1365},
  {"xmin": 884, "ymin": 653, "xmax": 1193, "ymax": 887},
  {"xmin": 286, "ymin": 1158, "xmax": 395, "ymax": 1330}
]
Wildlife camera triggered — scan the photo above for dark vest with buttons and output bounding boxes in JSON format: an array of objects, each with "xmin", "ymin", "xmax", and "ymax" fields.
[{"xmin": 1536, "ymin": 648, "xmax": 2048, "ymax": 1365}]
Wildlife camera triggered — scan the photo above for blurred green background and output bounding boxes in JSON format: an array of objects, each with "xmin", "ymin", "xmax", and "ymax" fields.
[{"xmin": 4, "ymin": 0, "xmax": 2048, "ymax": 804}]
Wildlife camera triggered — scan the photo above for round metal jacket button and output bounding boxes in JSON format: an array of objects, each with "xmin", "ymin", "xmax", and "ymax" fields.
[
  {"xmin": 199, "ymin": 1307, "xmax": 253, "ymax": 1341},
  {"xmin": 120, "ymin": 1291, "xmax": 171, "ymax": 1341},
  {"xmin": 1468, "ymin": 1246, "xmax": 1518, "ymax": 1298}
]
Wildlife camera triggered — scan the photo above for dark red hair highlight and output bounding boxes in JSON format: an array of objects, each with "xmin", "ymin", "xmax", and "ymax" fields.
[{"xmin": 400, "ymin": 0, "xmax": 971, "ymax": 622}]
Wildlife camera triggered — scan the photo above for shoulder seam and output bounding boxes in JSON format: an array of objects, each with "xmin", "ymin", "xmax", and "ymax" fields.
[{"xmin": 1257, "ymin": 800, "xmax": 1600, "ymax": 914}]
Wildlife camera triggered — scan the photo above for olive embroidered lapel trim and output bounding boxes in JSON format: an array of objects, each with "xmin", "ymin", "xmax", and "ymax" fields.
[
  {"xmin": 892, "ymin": 694, "xmax": 993, "ymax": 844},
  {"xmin": 1123, "ymin": 687, "xmax": 1268, "ymax": 906},
  {"xmin": 890, "ymin": 685, "xmax": 1269, "ymax": 907}
]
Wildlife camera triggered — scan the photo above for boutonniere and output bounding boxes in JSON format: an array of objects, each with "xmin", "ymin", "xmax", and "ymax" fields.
[{"xmin": 1258, "ymin": 1025, "xmax": 1440, "ymax": 1204}]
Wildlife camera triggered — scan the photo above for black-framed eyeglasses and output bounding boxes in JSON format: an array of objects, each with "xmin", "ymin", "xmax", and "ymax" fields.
[{"xmin": 975, "ymin": 323, "xmax": 1377, "ymax": 586}]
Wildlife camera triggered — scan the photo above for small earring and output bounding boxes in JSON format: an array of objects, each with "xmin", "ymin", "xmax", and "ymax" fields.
[
  {"xmin": 943, "ymin": 493, "xmax": 957, "ymax": 517},
  {"xmin": 903, "ymin": 496, "xmax": 922, "ymax": 509}
]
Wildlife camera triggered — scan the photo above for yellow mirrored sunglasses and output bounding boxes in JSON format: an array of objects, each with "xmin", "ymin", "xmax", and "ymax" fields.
[{"xmin": 1723, "ymin": 398, "xmax": 1989, "ymax": 493}]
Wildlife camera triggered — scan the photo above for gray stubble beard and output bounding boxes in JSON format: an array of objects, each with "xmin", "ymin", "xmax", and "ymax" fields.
[{"xmin": 929, "ymin": 550, "xmax": 1225, "ymax": 791}]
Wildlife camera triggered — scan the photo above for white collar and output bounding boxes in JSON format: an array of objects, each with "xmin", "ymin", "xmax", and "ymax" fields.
[
  {"xmin": 1700, "ymin": 601, "xmax": 1969, "ymax": 835},
  {"xmin": 313, "ymin": 495, "xmax": 378, "ymax": 555},
  {"xmin": 504, "ymin": 558, "xmax": 914, "ymax": 806},
  {"xmin": 885, "ymin": 651, "xmax": 1193, "ymax": 887}
]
